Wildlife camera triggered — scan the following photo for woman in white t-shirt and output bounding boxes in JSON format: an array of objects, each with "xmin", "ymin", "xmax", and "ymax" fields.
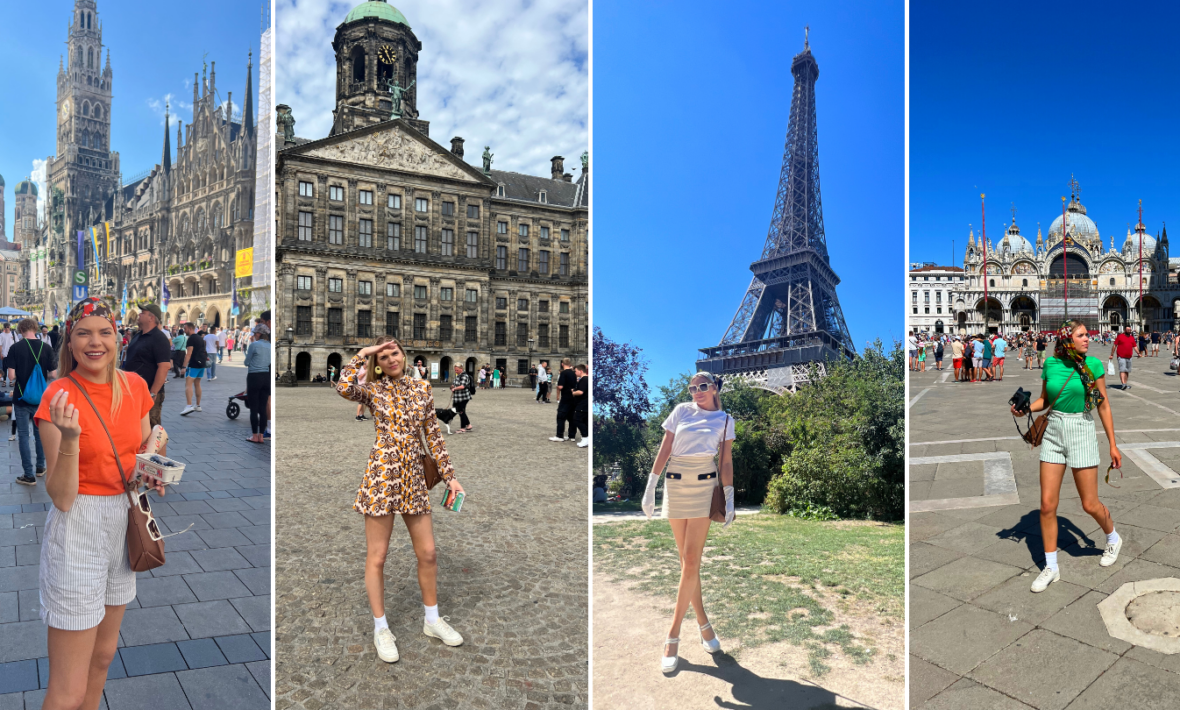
[{"xmin": 641, "ymin": 371, "xmax": 735, "ymax": 674}]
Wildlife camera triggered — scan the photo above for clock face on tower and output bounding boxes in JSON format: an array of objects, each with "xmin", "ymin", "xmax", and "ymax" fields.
[
  {"xmin": 61, "ymin": 100, "xmax": 71, "ymax": 120},
  {"xmin": 378, "ymin": 45, "xmax": 397, "ymax": 64}
]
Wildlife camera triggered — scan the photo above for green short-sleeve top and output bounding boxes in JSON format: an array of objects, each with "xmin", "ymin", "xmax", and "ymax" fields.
[{"xmin": 1042, "ymin": 355, "xmax": 1105, "ymax": 413}]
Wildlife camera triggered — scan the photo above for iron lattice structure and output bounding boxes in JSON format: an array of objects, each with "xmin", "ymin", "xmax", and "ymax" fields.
[{"xmin": 698, "ymin": 39, "xmax": 855, "ymax": 393}]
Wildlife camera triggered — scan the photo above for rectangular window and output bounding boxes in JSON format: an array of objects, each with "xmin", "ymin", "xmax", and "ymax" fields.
[
  {"xmin": 911, "ymin": 292, "xmax": 917, "ymax": 303},
  {"xmin": 328, "ymin": 215, "xmax": 343, "ymax": 244},
  {"xmin": 415, "ymin": 197, "xmax": 429, "ymax": 213},
  {"xmin": 358, "ymin": 280, "xmax": 372, "ymax": 296},
  {"xmin": 357, "ymin": 310, "xmax": 372, "ymax": 337},
  {"xmin": 559, "ymin": 325, "xmax": 569, "ymax": 348},
  {"xmin": 467, "ymin": 204, "xmax": 479, "ymax": 219},
  {"xmin": 441, "ymin": 201, "xmax": 454, "ymax": 217},
  {"xmin": 297, "ymin": 275, "xmax": 312, "ymax": 291},
  {"xmin": 559, "ymin": 301, "xmax": 570, "ymax": 314},
  {"xmin": 936, "ymin": 292, "xmax": 942, "ymax": 303},
  {"xmin": 441, "ymin": 287, "xmax": 453, "ymax": 301},
  {"xmin": 539, "ymin": 300, "xmax": 549, "ymax": 313},
  {"xmin": 466, "ymin": 231, "xmax": 478, "ymax": 258},
  {"xmin": 518, "ymin": 298, "xmax": 529, "ymax": 311},
  {"xmin": 516, "ymin": 322, "xmax": 528, "ymax": 347},
  {"xmin": 517, "ymin": 248, "xmax": 529, "ymax": 272},
  {"xmin": 413, "ymin": 313, "xmax": 427, "ymax": 340},
  {"xmin": 559, "ymin": 252, "xmax": 569, "ymax": 276},
  {"xmin": 414, "ymin": 285, "xmax": 427, "ymax": 299},
  {"xmin": 465, "ymin": 289, "xmax": 478, "ymax": 302},
  {"xmin": 924, "ymin": 307, "xmax": 930, "ymax": 314},
  {"xmin": 924, "ymin": 292, "xmax": 930, "ymax": 303},
  {"xmin": 538, "ymin": 323, "xmax": 549, "ymax": 349},
  {"xmin": 328, "ymin": 277, "xmax": 343, "ymax": 293},
  {"xmin": 495, "ymin": 297, "xmax": 507, "ymax": 309},
  {"xmin": 386, "ymin": 283, "xmax": 400, "ymax": 298},
  {"xmin": 517, "ymin": 359, "xmax": 529, "ymax": 375},
  {"xmin": 387, "ymin": 222, "xmax": 401, "ymax": 250},
  {"xmin": 519, "ymin": 224, "xmax": 529, "ymax": 238},
  {"xmin": 330, "ymin": 185, "xmax": 344, "ymax": 201},
  {"xmin": 387, "ymin": 194, "xmax": 401, "ymax": 209},
  {"xmin": 465, "ymin": 316, "xmax": 477, "ymax": 343},
  {"xmin": 359, "ymin": 190, "xmax": 373, "ymax": 205},
  {"xmin": 439, "ymin": 315, "xmax": 452, "ymax": 341},
  {"xmin": 541, "ymin": 226, "xmax": 549, "ymax": 240},
  {"xmin": 415, "ymin": 226, "xmax": 428, "ymax": 253},
  {"xmin": 494, "ymin": 321, "xmax": 506, "ymax": 346},
  {"xmin": 497, "ymin": 221, "xmax": 508, "ymax": 234},
  {"xmin": 296, "ymin": 306, "xmax": 312, "ymax": 335},
  {"xmin": 539, "ymin": 250, "xmax": 549, "ymax": 275},
  {"xmin": 385, "ymin": 311, "xmax": 399, "ymax": 337},
  {"xmin": 297, "ymin": 211, "xmax": 313, "ymax": 241},
  {"xmin": 441, "ymin": 229, "xmax": 454, "ymax": 256},
  {"xmin": 495, "ymin": 246, "xmax": 507, "ymax": 270},
  {"xmin": 358, "ymin": 219, "xmax": 373, "ymax": 247},
  {"xmin": 327, "ymin": 308, "xmax": 343, "ymax": 336},
  {"xmin": 299, "ymin": 181, "xmax": 314, "ymax": 197},
  {"xmin": 561, "ymin": 228, "xmax": 569, "ymax": 242}
]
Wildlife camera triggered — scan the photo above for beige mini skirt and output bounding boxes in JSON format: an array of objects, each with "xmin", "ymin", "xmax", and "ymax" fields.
[{"xmin": 662, "ymin": 456, "xmax": 718, "ymax": 519}]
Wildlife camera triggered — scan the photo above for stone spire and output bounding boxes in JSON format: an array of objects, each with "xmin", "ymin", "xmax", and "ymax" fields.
[
  {"xmin": 243, "ymin": 50, "xmax": 254, "ymax": 137},
  {"xmin": 162, "ymin": 102, "xmax": 171, "ymax": 173}
]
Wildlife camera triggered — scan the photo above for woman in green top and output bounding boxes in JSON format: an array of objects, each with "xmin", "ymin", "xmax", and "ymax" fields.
[
  {"xmin": 1010, "ymin": 321, "xmax": 1122, "ymax": 593},
  {"xmin": 491, "ymin": 367, "xmax": 500, "ymax": 388}
]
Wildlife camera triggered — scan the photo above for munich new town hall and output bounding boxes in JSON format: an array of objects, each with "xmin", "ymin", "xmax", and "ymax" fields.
[
  {"xmin": 275, "ymin": 0, "xmax": 589, "ymax": 384},
  {"xmin": 952, "ymin": 179, "xmax": 1179, "ymax": 335}
]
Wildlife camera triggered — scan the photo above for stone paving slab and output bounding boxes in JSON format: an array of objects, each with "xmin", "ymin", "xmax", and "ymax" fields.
[
  {"xmin": 274, "ymin": 385, "xmax": 588, "ymax": 710},
  {"xmin": 0, "ymin": 361, "xmax": 270, "ymax": 708},
  {"xmin": 910, "ymin": 360, "xmax": 1180, "ymax": 708}
]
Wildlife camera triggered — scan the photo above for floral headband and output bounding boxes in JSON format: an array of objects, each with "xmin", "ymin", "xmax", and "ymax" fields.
[{"xmin": 65, "ymin": 297, "xmax": 117, "ymax": 341}]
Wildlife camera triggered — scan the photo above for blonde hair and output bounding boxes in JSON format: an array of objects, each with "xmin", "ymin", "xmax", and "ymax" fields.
[
  {"xmin": 690, "ymin": 371, "xmax": 723, "ymax": 412},
  {"xmin": 365, "ymin": 335, "xmax": 406, "ymax": 382},
  {"xmin": 60, "ymin": 320, "xmax": 127, "ymax": 417}
]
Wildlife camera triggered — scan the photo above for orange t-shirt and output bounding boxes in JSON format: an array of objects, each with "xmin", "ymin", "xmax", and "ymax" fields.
[{"xmin": 35, "ymin": 372, "xmax": 153, "ymax": 496}]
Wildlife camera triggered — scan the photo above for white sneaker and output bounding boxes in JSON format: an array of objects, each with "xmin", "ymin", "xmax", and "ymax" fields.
[
  {"xmin": 661, "ymin": 638, "xmax": 679, "ymax": 673},
  {"xmin": 195, "ymin": 405, "xmax": 202, "ymax": 412},
  {"xmin": 1100, "ymin": 537, "xmax": 1123, "ymax": 567},
  {"xmin": 423, "ymin": 616, "xmax": 464, "ymax": 646},
  {"xmin": 1031, "ymin": 566, "xmax": 1060, "ymax": 593},
  {"xmin": 180, "ymin": 405, "xmax": 196, "ymax": 416},
  {"xmin": 374, "ymin": 627, "xmax": 399, "ymax": 663},
  {"xmin": 548, "ymin": 436, "xmax": 567, "ymax": 442},
  {"xmin": 7, "ymin": 434, "xmax": 14, "ymax": 441},
  {"xmin": 577, "ymin": 439, "xmax": 590, "ymax": 448}
]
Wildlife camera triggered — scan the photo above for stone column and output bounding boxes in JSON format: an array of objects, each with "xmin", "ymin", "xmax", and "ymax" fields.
[
  {"xmin": 316, "ymin": 175, "xmax": 329, "ymax": 243},
  {"xmin": 345, "ymin": 268, "xmax": 358, "ymax": 336},
  {"xmin": 280, "ymin": 262, "xmax": 296, "ymax": 338},
  {"xmin": 313, "ymin": 266, "xmax": 328, "ymax": 344},
  {"xmin": 347, "ymin": 179, "xmax": 358, "ymax": 248}
]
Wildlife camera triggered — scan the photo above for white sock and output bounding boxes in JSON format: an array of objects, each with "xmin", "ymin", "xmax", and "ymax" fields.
[
  {"xmin": 424, "ymin": 604, "xmax": 439, "ymax": 624},
  {"xmin": 1044, "ymin": 550, "xmax": 1058, "ymax": 571},
  {"xmin": 374, "ymin": 614, "xmax": 388, "ymax": 632},
  {"xmin": 1107, "ymin": 529, "xmax": 1120, "ymax": 546}
]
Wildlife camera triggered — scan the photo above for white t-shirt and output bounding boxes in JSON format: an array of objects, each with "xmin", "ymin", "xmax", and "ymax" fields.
[
  {"xmin": 217, "ymin": 330, "xmax": 228, "ymax": 347},
  {"xmin": 0, "ymin": 331, "xmax": 14, "ymax": 357},
  {"xmin": 662, "ymin": 402, "xmax": 736, "ymax": 458},
  {"xmin": 906, "ymin": 335, "xmax": 918, "ymax": 351},
  {"xmin": 537, "ymin": 365, "xmax": 548, "ymax": 383},
  {"xmin": 203, "ymin": 333, "xmax": 219, "ymax": 354}
]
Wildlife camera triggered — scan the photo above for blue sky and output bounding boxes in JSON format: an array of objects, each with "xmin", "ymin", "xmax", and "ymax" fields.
[
  {"xmin": 911, "ymin": 0, "xmax": 1180, "ymax": 267},
  {"xmin": 0, "ymin": 1, "xmax": 264, "ymax": 239},
  {"xmin": 592, "ymin": 0, "xmax": 904, "ymax": 390}
]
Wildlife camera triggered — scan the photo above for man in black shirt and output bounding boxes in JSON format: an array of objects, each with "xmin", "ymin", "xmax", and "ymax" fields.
[
  {"xmin": 121, "ymin": 304, "xmax": 172, "ymax": 436},
  {"xmin": 574, "ymin": 363, "xmax": 590, "ymax": 448},
  {"xmin": 8, "ymin": 318, "xmax": 57, "ymax": 485},
  {"xmin": 180, "ymin": 322, "xmax": 208, "ymax": 415},
  {"xmin": 549, "ymin": 358, "xmax": 579, "ymax": 442}
]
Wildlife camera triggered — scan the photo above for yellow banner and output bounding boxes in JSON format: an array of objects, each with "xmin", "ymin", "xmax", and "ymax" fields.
[
  {"xmin": 235, "ymin": 248, "xmax": 253, "ymax": 278},
  {"xmin": 105, "ymin": 222, "xmax": 111, "ymax": 254}
]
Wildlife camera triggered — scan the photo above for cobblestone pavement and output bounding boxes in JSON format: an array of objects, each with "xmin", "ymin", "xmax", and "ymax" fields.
[
  {"xmin": 909, "ymin": 355, "xmax": 1180, "ymax": 709},
  {"xmin": 274, "ymin": 385, "xmax": 588, "ymax": 710},
  {"xmin": 0, "ymin": 357, "xmax": 271, "ymax": 710}
]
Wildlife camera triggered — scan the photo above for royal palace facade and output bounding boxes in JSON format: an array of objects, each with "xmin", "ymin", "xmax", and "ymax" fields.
[{"xmin": 274, "ymin": 0, "xmax": 588, "ymax": 385}]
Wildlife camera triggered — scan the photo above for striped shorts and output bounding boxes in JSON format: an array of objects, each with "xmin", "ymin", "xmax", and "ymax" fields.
[
  {"xmin": 39, "ymin": 494, "xmax": 136, "ymax": 630},
  {"xmin": 1040, "ymin": 410, "xmax": 1100, "ymax": 470}
]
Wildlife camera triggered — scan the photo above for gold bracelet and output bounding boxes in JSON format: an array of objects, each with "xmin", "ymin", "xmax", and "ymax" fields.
[{"xmin": 58, "ymin": 449, "xmax": 79, "ymax": 456}]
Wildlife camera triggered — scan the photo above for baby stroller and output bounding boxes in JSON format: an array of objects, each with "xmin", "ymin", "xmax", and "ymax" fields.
[{"xmin": 226, "ymin": 390, "xmax": 247, "ymax": 419}]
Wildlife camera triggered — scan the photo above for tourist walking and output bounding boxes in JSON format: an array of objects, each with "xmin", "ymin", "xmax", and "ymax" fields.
[
  {"xmin": 120, "ymin": 305, "xmax": 171, "ymax": 449},
  {"xmin": 226, "ymin": 329, "xmax": 235, "ymax": 362},
  {"xmin": 1112, "ymin": 324, "xmax": 1136, "ymax": 389},
  {"xmin": 1012, "ymin": 320, "xmax": 1122, "ymax": 593},
  {"xmin": 574, "ymin": 363, "xmax": 590, "ymax": 448},
  {"xmin": 335, "ymin": 337, "xmax": 466, "ymax": 663},
  {"xmin": 450, "ymin": 364, "xmax": 474, "ymax": 433},
  {"xmin": 536, "ymin": 360, "xmax": 550, "ymax": 403},
  {"xmin": 550, "ymin": 358, "xmax": 578, "ymax": 442},
  {"xmin": 478, "ymin": 366, "xmax": 487, "ymax": 391},
  {"xmin": 245, "ymin": 325, "xmax": 271, "ymax": 443},
  {"xmin": 933, "ymin": 338, "xmax": 944, "ymax": 370},
  {"xmin": 203, "ymin": 327, "xmax": 219, "ymax": 381},
  {"xmin": 180, "ymin": 322, "xmax": 207, "ymax": 415},
  {"xmin": 9, "ymin": 319, "xmax": 55, "ymax": 486},
  {"xmin": 170, "ymin": 327, "xmax": 188, "ymax": 378},
  {"xmin": 0, "ymin": 322, "xmax": 15, "ymax": 388},
  {"xmin": 642, "ymin": 371, "xmax": 735, "ymax": 673},
  {"xmin": 993, "ymin": 333, "xmax": 1007, "ymax": 380}
]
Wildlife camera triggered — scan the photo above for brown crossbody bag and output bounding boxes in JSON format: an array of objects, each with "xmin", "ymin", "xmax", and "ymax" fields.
[
  {"xmin": 708, "ymin": 414, "xmax": 730, "ymax": 522},
  {"xmin": 68, "ymin": 375, "xmax": 167, "ymax": 572},
  {"xmin": 1016, "ymin": 370, "xmax": 1074, "ymax": 448}
]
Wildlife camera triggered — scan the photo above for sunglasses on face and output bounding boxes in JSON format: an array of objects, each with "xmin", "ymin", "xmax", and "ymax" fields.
[{"xmin": 688, "ymin": 383, "xmax": 713, "ymax": 394}]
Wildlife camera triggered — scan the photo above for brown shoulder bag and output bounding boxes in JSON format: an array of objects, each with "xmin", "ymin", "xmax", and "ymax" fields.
[
  {"xmin": 67, "ymin": 375, "xmax": 166, "ymax": 572},
  {"xmin": 709, "ymin": 414, "xmax": 730, "ymax": 522},
  {"xmin": 1016, "ymin": 369, "xmax": 1074, "ymax": 448}
]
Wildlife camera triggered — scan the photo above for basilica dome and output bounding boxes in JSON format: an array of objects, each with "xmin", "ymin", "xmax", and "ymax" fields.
[
  {"xmin": 1048, "ymin": 208, "xmax": 1098, "ymax": 243},
  {"xmin": 14, "ymin": 178, "xmax": 37, "ymax": 196},
  {"xmin": 1124, "ymin": 229, "xmax": 1157, "ymax": 256},
  {"xmin": 999, "ymin": 230, "xmax": 1034, "ymax": 255},
  {"xmin": 344, "ymin": 0, "xmax": 409, "ymax": 27}
]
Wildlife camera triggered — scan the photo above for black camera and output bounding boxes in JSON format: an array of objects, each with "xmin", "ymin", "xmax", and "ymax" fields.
[{"xmin": 1009, "ymin": 387, "xmax": 1031, "ymax": 415}]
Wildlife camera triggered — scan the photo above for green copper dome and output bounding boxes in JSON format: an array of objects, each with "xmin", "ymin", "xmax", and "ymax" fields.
[
  {"xmin": 15, "ymin": 179, "xmax": 37, "ymax": 196},
  {"xmin": 0, "ymin": 174, "xmax": 5, "ymax": 186},
  {"xmin": 344, "ymin": 0, "xmax": 410, "ymax": 27}
]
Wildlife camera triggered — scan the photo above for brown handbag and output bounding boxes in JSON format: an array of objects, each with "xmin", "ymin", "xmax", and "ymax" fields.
[
  {"xmin": 1016, "ymin": 370, "xmax": 1074, "ymax": 448},
  {"xmin": 67, "ymin": 375, "xmax": 166, "ymax": 572},
  {"xmin": 709, "ymin": 414, "xmax": 730, "ymax": 522},
  {"xmin": 420, "ymin": 426, "xmax": 443, "ymax": 489}
]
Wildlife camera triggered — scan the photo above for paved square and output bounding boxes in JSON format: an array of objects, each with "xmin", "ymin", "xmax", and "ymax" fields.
[
  {"xmin": 274, "ymin": 384, "xmax": 588, "ymax": 710},
  {"xmin": 0, "ymin": 359, "xmax": 270, "ymax": 709},
  {"xmin": 909, "ymin": 358, "xmax": 1180, "ymax": 709}
]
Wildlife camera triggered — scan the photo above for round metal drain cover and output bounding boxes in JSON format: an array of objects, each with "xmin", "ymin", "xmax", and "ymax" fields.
[{"xmin": 1127, "ymin": 591, "xmax": 1180, "ymax": 637}]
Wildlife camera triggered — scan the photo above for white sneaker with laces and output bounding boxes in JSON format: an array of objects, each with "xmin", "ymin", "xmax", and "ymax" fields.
[
  {"xmin": 195, "ymin": 405, "xmax": 202, "ymax": 412},
  {"xmin": 423, "ymin": 616, "xmax": 464, "ymax": 646},
  {"xmin": 7, "ymin": 434, "xmax": 14, "ymax": 441},
  {"xmin": 548, "ymin": 436, "xmax": 567, "ymax": 442},
  {"xmin": 1100, "ymin": 537, "xmax": 1123, "ymax": 567},
  {"xmin": 373, "ymin": 627, "xmax": 399, "ymax": 663},
  {"xmin": 577, "ymin": 439, "xmax": 589, "ymax": 448},
  {"xmin": 180, "ymin": 404, "xmax": 196, "ymax": 416},
  {"xmin": 1031, "ymin": 566, "xmax": 1060, "ymax": 593}
]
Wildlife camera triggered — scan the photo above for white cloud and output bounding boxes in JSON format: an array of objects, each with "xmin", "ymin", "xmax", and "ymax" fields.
[
  {"xmin": 147, "ymin": 93, "xmax": 195, "ymax": 126},
  {"xmin": 276, "ymin": 0, "xmax": 588, "ymax": 177},
  {"xmin": 31, "ymin": 159, "xmax": 47, "ymax": 220}
]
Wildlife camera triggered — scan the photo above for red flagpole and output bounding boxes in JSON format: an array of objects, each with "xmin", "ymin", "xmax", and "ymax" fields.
[
  {"xmin": 1139, "ymin": 199, "xmax": 1144, "ymax": 330},
  {"xmin": 1062, "ymin": 197, "xmax": 1068, "ymax": 321},
  {"xmin": 981, "ymin": 193, "xmax": 988, "ymax": 332}
]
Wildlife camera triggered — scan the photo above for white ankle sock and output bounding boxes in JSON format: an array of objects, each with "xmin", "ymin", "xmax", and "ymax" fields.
[
  {"xmin": 1044, "ymin": 550, "xmax": 1058, "ymax": 571},
  {"xmin": 424, "ymin": 604, "xmax": 439, "ymax": 624},
  {"xmin": 1107, "ymin": 529, "xmax": 1120, "ymax": 546},
  {"xmin": 374, "ymin": 614, "xmax": 389, "ymax": 632}
]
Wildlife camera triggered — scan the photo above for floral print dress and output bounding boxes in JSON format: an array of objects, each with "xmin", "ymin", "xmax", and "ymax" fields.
[{"xmin": 337, "ymin": 355, "xmax": 456, "ymax": 515}]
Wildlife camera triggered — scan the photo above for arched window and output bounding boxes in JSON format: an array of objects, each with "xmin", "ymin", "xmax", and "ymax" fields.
[
  {"xmin": 82, "ymin": 102, "xmax": 90, "ymax": 117},
  {"xmin": 87, "ymin": 12, "xmax": 91, "ymax": 29},
  {"xmin": 1022, "ymin": 278, "xmax": 1028, "ymax": 287},
  {"xmin": 352, "ymin": 47, "xmax": 366, "ymax": 82},
  {"xmin": 989, "ymin": 279, "xmax": 995, "ymax": 288},
  {"xmin": 88, "ymin": 47, "xmax": 94, "ymax": 69},
  {"xmin": 93, "ymin": 104, "xmax": 102, "ymax": 120},
  {"xmin": 1110, "ymin": 277, "xmax": 1116, "ymax": 286}
]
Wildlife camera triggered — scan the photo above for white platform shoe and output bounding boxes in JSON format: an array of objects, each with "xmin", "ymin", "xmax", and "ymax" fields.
[
  {"xmin": 661, "ymin": 638, "xmax": 679, "ymax": 673},
  {"xmin": 699, "ymin": 622, "xmax": 721, "ymax": 654}
]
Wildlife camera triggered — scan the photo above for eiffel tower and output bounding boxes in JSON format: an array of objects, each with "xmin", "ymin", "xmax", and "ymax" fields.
[{"xmin": 697, "ymin": 31, "xmax": 855, "ymax": 393}]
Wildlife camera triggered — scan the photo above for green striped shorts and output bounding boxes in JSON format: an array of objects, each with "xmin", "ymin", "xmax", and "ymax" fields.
[{"xmin": 1040, "ymin": 410, "xmax": 1100, "ymax": 469}]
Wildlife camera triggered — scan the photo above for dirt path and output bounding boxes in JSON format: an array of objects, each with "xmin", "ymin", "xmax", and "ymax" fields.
[{"xmin": 592, "ymin": 575, "xmax": 903, "ymax": 710}]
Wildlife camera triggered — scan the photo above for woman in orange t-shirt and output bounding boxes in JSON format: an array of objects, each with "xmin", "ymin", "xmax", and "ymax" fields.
[{"xmin": 35, "ymin": 297, "xmax": 157, "ymax": 710}]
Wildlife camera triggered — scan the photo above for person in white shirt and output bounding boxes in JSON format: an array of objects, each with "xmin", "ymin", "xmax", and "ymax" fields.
[
  {"xmin": 0, "ymin": 323, "xmax": 15, "ymax": 387},
  {"xmin": 535, "ymin": 361, "xmax": 550, "ymax": 403},
  {"xmin": 216, "ymin": 327, "xmax": 228, "ymax": 363},
  {"xmin": 202, "ymin": 328, "xmax": 220, "ymax": 380},
  {"xmin": 641, "ymin": 371, "xmax": 736, "ymax": 673},
  {"xmin": 907, "ymin": 330, "xmax": 919, "ymax": 371}
]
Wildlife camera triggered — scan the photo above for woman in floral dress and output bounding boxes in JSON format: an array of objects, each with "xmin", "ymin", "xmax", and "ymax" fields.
[{"xmin": 336, "ymin": 336, "xmax": 466, "ymax": 664}]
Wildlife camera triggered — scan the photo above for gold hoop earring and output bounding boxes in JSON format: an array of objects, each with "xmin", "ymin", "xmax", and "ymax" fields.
[{"xmin": 375, "ymin": 365, "xmax": 383, "ymax": 375}]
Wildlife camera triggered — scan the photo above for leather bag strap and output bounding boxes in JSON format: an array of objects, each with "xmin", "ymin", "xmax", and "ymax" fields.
[{"xmin": 66, "ymin": 374, "xmax": 137, "ymax": 505}]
